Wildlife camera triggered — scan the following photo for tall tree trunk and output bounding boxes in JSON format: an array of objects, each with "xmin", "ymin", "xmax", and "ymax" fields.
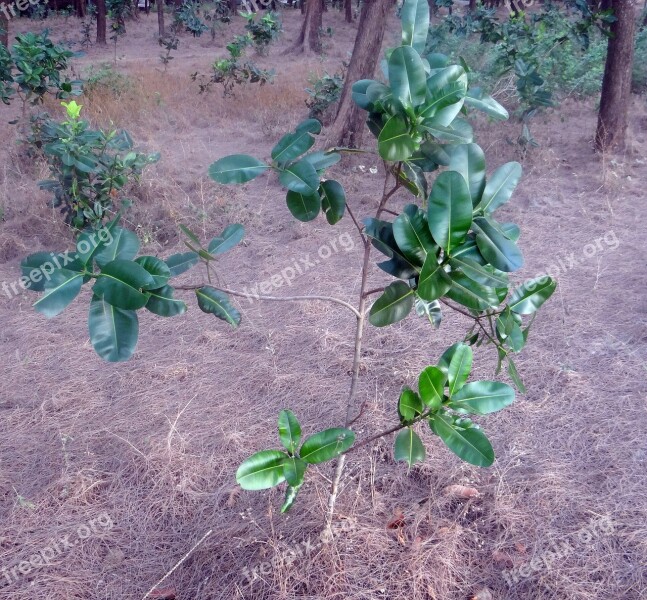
[
  {"xmin": 96, "ymin": 0, "xmax": 107, "ymax": 44},
  {"xmin": 289, "ymin": 0, "xmax": 323, "ymax": 53},
  {"xmin": 229, "ymin": 0, "xmax": 236, "ymax": 16},
  {"xmin": 0, "ymin": 14, "xmax": 8, "ymax": 48},
  {"xmin": 158, "ymin": 0, "xmax": 165, "ymax": 35},
  {"xmin": 469, "ymin": 0, "xmax": 476, "ymax": 11},
  {"xmin": 344, "ymin": 0, "xmax": 352, "ymax": 21},
  {"xmin": 327, "ymin": 0, "xmax": 395, "ymax": 147},
  {"xmin": 76, "ymin": 0, "xmax": 86, "ymax": 18},
  {"xmin": 595, "ymin": 0, "xmax": 637, "ymax": 152}
]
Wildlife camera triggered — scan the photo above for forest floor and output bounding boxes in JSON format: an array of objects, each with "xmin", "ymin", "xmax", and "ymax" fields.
[{"xmin": 0, "ymin": 7, "xmax": 646, "ymax": 600}]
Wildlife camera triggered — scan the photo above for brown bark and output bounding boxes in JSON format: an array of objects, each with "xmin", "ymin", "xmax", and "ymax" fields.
[
  {"xmin": 327, "ymin": 0, "xmax": 395, "ymax": 148},
  {"xmin": 96, "ymin": 0, "xmax": 107, "ymax": 44},
  {"xmin": 289, "ymin": 0, "xmax": 323, "ymax": 53},
  {"xmin": 158, "ymin": 0, "xmax": 165, "ymax": 36},
  {"xmin": 469, "ymin": 0, "xmax": 477, "ymax": 11},
  {"xmin": 0, "ymin": 14, "xmax": 8, "ymax": 48},
  {"xmin": 229, "ymin": 0, "xmax": 237, "ymax": 15},
  {"xmin": 344, "ymin": 0, "xmax": 352, "ymax": 21},
  {"xmin": 595, "ymin": 0, "xmax": 637, "ymax": 152},
  {"xmin": 75, "ymin": 0, "xmax": 86, "ymax": 18}
]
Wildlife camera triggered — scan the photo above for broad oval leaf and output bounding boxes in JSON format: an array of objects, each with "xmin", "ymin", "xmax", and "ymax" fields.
[
  {"xmin": 76, "ymin": 216, "xmax": 121, "ymax": 266},
  {"xmin": 418, "ymin": 365, "xmax": 446, "ymax": 410},
  {"xmin": 478, "ymin": 162, "xmax": 522, "ymax": 214},
  {"xmin": 430, "ymin": 413, "xmax": 494, "ymax": 467},
  {"xmin": 195, "ymin": 286, "xmax": 240, "ymax": 327},
  {"xmin": 417, "ymin": 254, "xmax": 452, "ymax": 302},
  {"xmin": 299, "ymin": 428, "xmax": 355, "ymax": 464},
  {"xmin": 447, "ymin": 343, "xmax": 472, "ymax": 396},
  {"xmin": 303, "ymin": 150, "xmax": 341, "ymax": 172},
  {"xmin": 278, "ymin": 409, "xmax": 301, "ymax": 453},
  {"xmin": 388, "ymin": 45, "xmax": 427, "ymax": 108},
  {"xmin": 88, "ymin": 295, "xmax": 139, "ymax": 362},
  {"xmin": 369, "ymin": 281, "xmax": 415, "ymax": 327},
  {"xmin": 21, "ymin": 252, "xmax": 84, "ymax": 292},
  {"xmin": 209, "ymin": 154, "xmax": 268, "ymax": 184},
  {"xmin": 508, "ymin": 276, "xmax": 556, "ymax": 314},
  {"xmin": 393, "ymin": 204, "xmax": 436, "ymax": 264},
  {"xmin": 427, "ymin": 170, "xmax": 472, "ymax": 254},
  {"xmin": 449, "ymin": 256, "xmax": 509, "ymax": 288},
  {"xmin": 421, "ymin": 118, "xmax": 473, "ymax": 144},
  {"xmin": 283, "ymin": 456, "xmax": 307, "ymax": 487},
  {"xmin": 33, "ymin": 269, "xmax": 84, "ymax": 318},
  {"xmin": 236, "ymin": 450, "xmax": 287, "ymax": 490},
  {"xmin": 401, "ymin": 0, "xmax": 429, "ymax": 53},
  {"xmin": 94, "ymin": 227, "xmax": 140, "ymax": 268},
  {"xmin": 278, "ymin": 159, "xmax": 320, "ymax": 195},
  {"xmin": 473, "ymin": 217, "xmax": 524, "ymax": 272},
  {"xmin": 135, "ymin": 256, "xmax": 171, "ymax": 290},
  {"xmin": 271, "ymin": 127, "xmax": 316, "ymax": 167},
  {"xmin": 446, "ymin": 271, "xmax": 500, "ymax": 311},
  {"xmin": 145, "ymin": 285, "xmax": 187, "ymax": 317},
  {"xmin": 394, "ymin": 427, "xmax": 426, "ymax": 467},
  {"xmin": 399, "ymin": 387, "xmax": 424, "ymax": 422},
  {"xmin": 420, "ymin": 65, "xmax": 468, "ymax": 124},
  {"xmin": 449, "ymin": 381, "xmax": 515, "ymax": 414},
  {"xmin": 464, "ymin": 87, "xmax": 508, "ymax": 120},
  {"xmin": 93, "ymin": 259, "xmax": 154, "ymax": 310},
  {"xmin": 165, "ymin": 252, "xmax": 199, "ymax": 276},
  {"xmin": 446, "ymin": 143, "xmax": 486, "ymax": 206},
  {"xmin": 320, "ymin": 180, "xmax": 346, "ymax": 225},
  {"xmin": 378, "ymin": 115, "xmax": 417, "ymax": 162},
  {"xmin": 286, "ymin": 190, "xmax": 321, "ymax": 222},
  {"xmin": 208, "ymin": 224, "xmax": 245, "ymax": 255}
]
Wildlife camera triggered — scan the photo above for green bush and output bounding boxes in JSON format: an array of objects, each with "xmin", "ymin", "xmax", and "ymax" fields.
[
  {"xmin": 242, "ymin": 11, "xmax": 282, "ymax": 55},
  {"xmin": 305, "ymin": 68, "xmax": 345, "ymax": 121},
  {"xmin": 633, "ymin": 25, "xmax": 647, "ymax": 94}
]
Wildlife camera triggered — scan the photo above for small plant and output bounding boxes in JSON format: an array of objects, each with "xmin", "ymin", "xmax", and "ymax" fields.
[
  {"xmin": 305, "ymin": 67, "xmax": 345, "ymax": 122},
  {"xmin": 174, "ymin": 1, "xmax": 209, "ymax": 37},
  {"xmin": 80, "ymin": 18, "xmax": 95, "ymax": 49},
  {"xmin": 30, "ymin": 101, "xmax": 160, "ymax": 230},
  {"xmin": 84, "ymin": 63, "xmax": 132, "ymax": 98},
  {"xmin": 159, "ymin": 33, "xmax": 179, "ymax": 71},
  {"xmin": 242, "ymin": 10, "xmax": 282, "ymax": 55},
  {"xmin": 107, "ymin": 0, "xmax": 131, "ymax": 62},
  {"xmin": 192, "ymin": 33, "xmax": 273, "ymax": 96},
  {"xmin": 29, "ymin": 3, "xmax": 48, "ymax": 20}
]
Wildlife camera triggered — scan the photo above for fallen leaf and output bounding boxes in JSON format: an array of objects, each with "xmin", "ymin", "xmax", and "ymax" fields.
[
  {"xmin": 492, "ymin": 550, "xmax": 514, "ymax": 568},
  {"xmin": 443, "ymin": 484, "xmax": 480, "ymax": 499},
  {"xmin": 386, "ymin": 508, "xmax": 406, "ymax": 529}
]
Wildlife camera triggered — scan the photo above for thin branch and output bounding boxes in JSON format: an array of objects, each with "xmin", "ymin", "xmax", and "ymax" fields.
[
  {"xmin": 362, "ymin": 287, "xmax": 385, "ymax": 298},
  {"xmin": 345, "ymin": 201, "xmax": 367, "ymax": 244}
]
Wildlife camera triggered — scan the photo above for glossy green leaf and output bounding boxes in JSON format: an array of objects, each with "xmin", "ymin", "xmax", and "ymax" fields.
[
  {"xmin": 88, "ymin": 295, "xmax": 139, "ymax": 362},
  {"xmin": 394, "ymin": 428, "xmax": 426, "ymax": 467},
  {"xmin": 378, "ymin": 115, "xmax": 417, "ymax": 162},
  {"xmin": 389, "ymin": 46, "xmax": 427, "ymax": 108},
  {"xmin": 278, "ymin": 409, "xmax": 301, "ymax": 453},
  {"xmin": 278, "ymin": 158, "xmax": 320, "ymax": 195},
  {"xmin": 209, "ymin": 154, "xmax": 268, "ymax": 184},
  {"xmin": 417, "ymin": 253, "xmax": 452, "ymax": 301},
  {"xmin": 446, "ymin": 271, "xmax": 499, "ymax": 311},
  {"xmin": 507, "ymin": 357, "xmax": 526, "ymax": 393},
  {"xmin": 271, "ymin": 125, "xmax": 316, "ymax": 167},
  {"xmin": 364, "ymin": 218, "xmax": 420, "ymax": 279},
  {"xmin": 508, "ymin": 277, "xmax": 556, "ymax": 314},
  {"xmin": 421, "ymin": 117, "xmax": 474, "ymax": 143},
  {"xmin": 94, "ymin": 226, "xmax": 140, "ymax": 268},
  {"xmin": 449, "ymin": 381, "xmax": 514, "ymax": 414},
  {"xmin": 418, "ymin": 365, "xmax": 446, "ymax": 410},
  {"xmin": 303, "ymin": 150, "xmax": 341, "ymax": 172},
  {"xmin": 351, "ymin": 79, "xmax": 377, "ymax": 110},
  {"xmin": 195, "ymin": 286, "xmax": 241, "ymax": 327},
  {"xmin": 399, "ymin": 161, "xmax": 428, "ymax": 197},
  {"xmin": 446, "ymin": 143, "xmax": 486, "ymax": 206},
  {"xmin": 208, "ymin": 224, "xmax": 245, "ymax": 255},
  {"xmin": 478, "ymin": 162, "xmax": 522, "ymax": 214},
  {"xmin": 76, "ymin": 216, "xmax": 121, "ymax": 266},
  {"xmin": 165, "ymin": 252, "xmax": 199, "ymax": 276},
  {"xmin": 427, "ymin": 170, "xmax": 472, "ymax": 254},
  {"xmin": 286, "ymin": 190, "xmax": 321, "ymax": 222},
  {"xmin": 299, "ymin": 428, "xmax": 355, "ymax": 464},
  {"xmin": 369, "ymin": 281, "xmax": 415, "ymax": 327},
  {"xmin": 179, "ymin": 224, "xmax": 200, "ymax": 246},
  {"xmin": 135, "ymin": 256, "xmax": 171, "ymax": 290},
  {"xmin": 464, "ymin": 87, "xmax": 508, "ymax": 120},
  {"xmin": 33, "ymin": 269, "xmax": 84, "ymax": 317},
  {"xmin": 473, "ymin": 217, "xmax": 524, "ymax": 272},
  {"xmin": 283, "ymin": 456, "xmax": 307, "ymax": 487},
  {"xmin": 447, "ymin": 343, "xmax": 472, "ymax": 396},
  {"xmin": 449, "ymin": 256, "xmax": 508, "ymax": 288},
  {"xmin": 21, "ymin": 252, "xmax": 84, "ymax": 293},
  {"xmin": 145, "ymin": 285, "xmax": 187, "ymax": 317},
  {"xmin": 399, "ymin": 387, "xmax": 425, "ymax": 421},
  {"xmin": 420, "ymin": 65, "xmax": 467, "ymax": 123},
  {"xmin": 393, "ymin": 204, "xmax": 436, "ymax": 264},
  {"xmin": 415, "ymin": 297, "xmax": 442, "ymax": 328},
  {"xmin": 320, "ymin": 180, "xmax": 346, "ymax": 225},
  {"xmin": 430, "ymin": 413, "xmax": 494, "ymax": 467},
  {"xmin": 281, "ymin": 484, "xmax": 302, "ymax": 513},
  {"xmin": 236, "ymin": 450, "xmax": 287, "ymax": 490},
  {"xmin": 401, "ymin": 0, "xmax": 429, "ymax": 53},
  {"xmin": 93, "ymin": 260, "xmax": 154, "ymax": 310}
]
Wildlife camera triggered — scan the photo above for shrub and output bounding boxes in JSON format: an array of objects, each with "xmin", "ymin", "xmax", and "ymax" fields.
[
  {"xmin": 305, "ymin": 67, "xmax": 345, "ymax": 121},
  {"xmin": 242, "ymin": 11, "xmax": 282, "ymax": 55},
  {"xmin": 174, "ymin": 1, "xmax": 209, "ymax": 37}
]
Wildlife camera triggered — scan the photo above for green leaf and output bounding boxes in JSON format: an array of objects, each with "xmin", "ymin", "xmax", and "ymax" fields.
[
  {"xmin": 295, "ymin": 118, "xmax": 322, "ymax": 135},
  {"xmin": 165, "ymin": 252, "xmax": 199, "ymax": 276},
  {"xmin": 430, "ymin": 413, "xmax": 494, "ymax": 467},
  {"xmin": 88, "ymin": 295, "xmax": 139, "ymax": 362},
  {"xmin": 401, "ymin": 0, "xmax": 429, "ymax": 53},
  {"xmin": 208, "ymin": 224, "xmax": 245, "ymax": 255},
  {"xmin": 449, "ymin": 256, "xmax": 508, "ymax": 288},
  {"xmin": 303, "ymin": 150, "xmax": 341, "ymax": 172},
  {"xmin": 473, "ymin": 217, "xmax": 524, "ymax": 272},
  {"xmin": 449, "ymin": 381, "xmax": 514, "ymax": 414},
  {"xmin": 508, "ymin": 277, "xmax": 556, "ymax": 314},
  {"xmin": 421, "ymin": 118, "xmax": 473, "ymax": 143},
  {"xmin": 33, "ymin": 269, "xmax": 84, "ymax": 317},
  {"xmin": 320, "ymin": 180, "xmax": 346, "ymax": 225},
  {"xmin": 420, "ymin": 65, "xmax": 467, "ymax": 123},
  {"xmin": 208, "ymin": 154, "xmax": 268, "ymax": 184},
  {"xmin": 145, "ymin": 285, "xmax": 187, "ymax": 317},
  {"xmin": 299, "ymin": 428, "xmax": 355, "ymax": 464},
  {"xmin": 21, "ymin": 252, "xmax": 83, "ymax": 292},
  {"xmin": 399, "ymin": 162, "xmax": 428, "ymax": 198},
  {"xmin": 281, "ymin": 484, "xmax": 302, "ymax": 513},
  {"xmin": 272, "ymin": 125, "xmax": 317, "ymax": 167},
  {"xmin": 393, "ymin": 204, "xmax": 436, "ymax": 264},
  {"xmin": 94, "ymin": 227, "xmax": 140, "ymax": 268},
  {"xmin": 427, "ymin": 170, "xmax": 472, "ymax": 254},
  {"xmin": 445, "ymin": 271, "xmax": 500, "ymax": 311},
  {"xmin": 369, "ymin": 281, "xmax": 415, "ymax": 327},
  {"xmin": 278, "ymin": 158, "xmax": 320, "ymax": 195},
  {"xmin": 286, "ymin": 190, "xmax": 321, "ymax": 222},
  {"xmin": 76, "ymin": 216, "xmax": 121, "ymax": 266},
  {"xmin": 93, "ymin": 260, "xmax": 154, "ymax": 310},
  {"xmin": 418, "ymin": 365, "xmax": 446, "ymax": 410},
  {"xmin": 236, "ymin": 450, "xmax": 287, "ymax": 490},
  {"xmin": 417, "ymin": 253, "xmax": 451, "ymax": 301},
  {"xmin": 394, "ymin": 428, "xmax": 426, "ymax": 467},
  {"xmin": 283, "ymin": 456, "xmax": 307, "ymax": 487},
  {"xmin": 278, "ymin": 409, "xmax": 301, "ymax": 453},
  {"xmin": 478, "ymin": 162, "xmax": 522, "ymax": 214},
  {"xmin": 464, "ymin": 87, "xmax": 508, "ymax": 120},
  {"xmin": 388, "ymin": 46, "xmax": 427, "ymax": 108},
  {"xmin": 447, "ymin": 343, "xmax": 472, "ymax": 396},
  {"xmin": 179, "ymin": 224, "xmax": 201, "ymax": 246},
  {"xmin": 415, "ymin": 297, "xmax": 442, "ymax": 328},
  {"xmin": 507, "ymin": 357, "xmax": 526, "ymax": 393},
  {"xmin": 399, "ymin": 387, "xmax": 424, "ymax": 422},
  {"xmin": 195, "ymin": 286, "xmax": 241, "ymax": 327},
  {"xmin": 364, "ymin": 218, "xmax": 420, "ymax": 279},
  {"xmin": 378, "ymin": 115, "xmax": 417, "ymax": 162},
  {"xmin": 438, "ymin": 342, "xmax": 461, "ymax": 374},
  {"xmin": 135, "ymin": 256, "xmax": 171, "ymax": 289},
  {"xmin": 446, "ymin": 143, "xmax": 486, "ymax": 206}
]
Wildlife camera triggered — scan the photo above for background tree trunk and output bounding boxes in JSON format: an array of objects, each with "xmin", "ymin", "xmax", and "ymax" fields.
[
  {"xmin": 158, "ymin": 0, "xmax": 165, "ymax": 35},
  {"xmin": 0, "ymin": 14, "xmax": 8, "ymax": 48},
  {"xmin": 344, "ymin": 0, "xmax": 352, "ymax": 21},
  {"xmin": 289, "ymin": 0, "xmax": 323, "ymax": 53},
  {"xmin": 96, "ymin": 0, "xmax": 107, "ymax": 44},
  {"xmin": 327, "ymin": 0, "xmax": 395, "ymax": 147},
  {"xmin": 229, "ymin": 0, "xmax": 237, "ymax": 16},
  {"xmin": 469, "ymin": 0, "xmax": 476, "ymax": 11},
  {"xmin": 595, "ymin": 0, "xmax": 637, "ymax": 152}
]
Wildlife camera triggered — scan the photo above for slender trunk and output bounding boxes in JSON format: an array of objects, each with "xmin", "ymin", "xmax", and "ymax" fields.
[
  {"xmin": 76, "ymin": 0, "xmax": 86, "ymax": 18},
  {"xmin": 0, "ymin": 14, "xmax": 8, "ymax": 48},
  {"xmin": 288, "ymin": 0, "xmax": 323, "ymax": 53},
  {"xmin": 158, "ymin": 0, "xmax": 165, "ymax": 35},
  {"xmin": 595, "ymin": 0, "xmax": 637, "ymax": 152},
  {"xmin": 229, "ymin": 0, "xmax": 236, "ymax": 15},
  {"xmin": 344, "ymin": 0, "xmax": 352, "ymax": 21},
  {"xmin": 322, "ymin": 0, "xmax": 327, "ymax": 12},
  {"xmin": 96, "ymin": 0, "xmax": 107, "ymax": 44},
  {"xmin": 327, "ymin": 0, "xmax": 395, "ymax": 147},
  {"xmin": 469, "ymin": 0, "xmax": 476, "ymax": 11}
]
